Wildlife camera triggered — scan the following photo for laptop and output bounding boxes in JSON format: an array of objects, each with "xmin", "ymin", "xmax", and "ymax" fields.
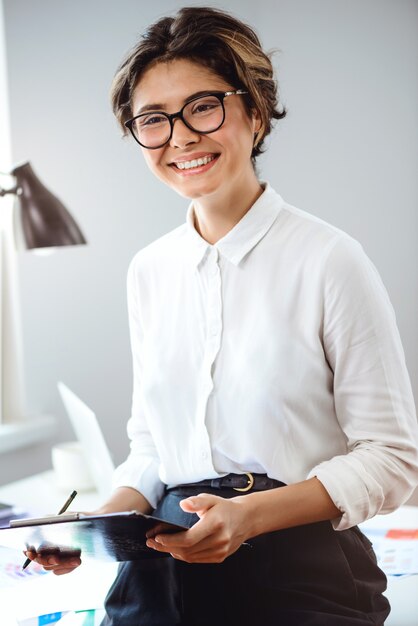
[{"xmin": 57, "ymin": 382, "xmax": 115, "ymax": 500}]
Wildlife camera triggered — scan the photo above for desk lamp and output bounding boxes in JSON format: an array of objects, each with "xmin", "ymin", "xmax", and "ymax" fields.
[
  {"xmin": 0, "ymin": 161, "xmax": 86, "ymax": 427},
  {"xmin": 0, "ymin": 161, "xmax": 86, "ymax": 249}
]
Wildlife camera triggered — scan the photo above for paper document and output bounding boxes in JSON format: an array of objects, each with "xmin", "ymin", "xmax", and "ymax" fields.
[
  {"xmin": 0, "ymin": 547, "xmax": 48, "ymax": 587},
  {"xmin": 0, "ymin": 560, "xmax": 118, "ymax": 624},
  {"xmin": 363, "ymin": 527, "xmax": 418, "ymax": 576}
]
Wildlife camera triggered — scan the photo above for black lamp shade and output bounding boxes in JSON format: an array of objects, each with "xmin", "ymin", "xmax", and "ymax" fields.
[{"xmin": 11, "ymin": 162, "xmax": 87, "ymax": 249}]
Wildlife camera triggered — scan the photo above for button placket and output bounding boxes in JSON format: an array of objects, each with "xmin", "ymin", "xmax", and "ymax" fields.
[
  {"xmin": 195, "ymin": 248, "xmax": 223, "ymax": 470},
  {"xmin": 206, "ymin": 249, "xmax": 222, "ymax": 360}
]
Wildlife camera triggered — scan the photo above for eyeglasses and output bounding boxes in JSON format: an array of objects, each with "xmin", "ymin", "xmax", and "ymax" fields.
[{"xmin": 125, "ymin": 89, "xmax": 248, "ymax": 149}]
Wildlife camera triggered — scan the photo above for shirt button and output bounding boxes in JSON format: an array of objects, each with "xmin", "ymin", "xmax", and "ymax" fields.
[
  {"xmin": 211, "ymin": 327, "xmax": 220, "ymax": 336},
  {"xmin": 210, "ymin": 266, "xmax": 218, "ymax": 277},
  {"xmin": 201, "ymin": 450, "xmax": 208, "ymax": 459}
]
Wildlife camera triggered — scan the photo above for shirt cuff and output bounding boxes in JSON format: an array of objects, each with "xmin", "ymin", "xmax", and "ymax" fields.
[
  {"xmin": 307, "ymin": 455, "xmax": 385, "ymax": 531},
  {"xmin": 111, "ymin": 456, "xmax": 165, "ymax": 509}
]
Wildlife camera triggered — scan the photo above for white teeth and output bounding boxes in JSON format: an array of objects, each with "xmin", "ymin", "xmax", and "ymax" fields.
[{"xmin": 174, "ymin": 155, "xmax": 216, "ymax": 170}]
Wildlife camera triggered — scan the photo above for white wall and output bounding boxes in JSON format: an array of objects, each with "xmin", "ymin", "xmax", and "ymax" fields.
[{"xmin": 0, "ymin": 0, "xmax": 417, "ymax": 496}]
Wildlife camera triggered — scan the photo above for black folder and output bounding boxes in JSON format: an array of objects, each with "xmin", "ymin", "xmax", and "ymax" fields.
[{"xmin": 0, "ymin": 512, "xmax": 187, "ymax": 562}]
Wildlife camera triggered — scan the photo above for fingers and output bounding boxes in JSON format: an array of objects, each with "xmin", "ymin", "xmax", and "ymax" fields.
[
  {"xmin": 146, "ymin": 522, "xmax": 227, "ymax": 561},
  {"xmin": 179, "ymin": 493, "xmax": 219, "ymax": 515},
  {"xmin": 147, "ymin": 531, "xmax": 227, "ymax": 560},
  {"xmin": 147, "ymin": 534, "xmax": 238, "ymax": 563},
  {"xmin": 145, "ymin": 495, "xmax": 247, "ymax": 563},
  {"xmin": 146, "ymin": 521, "xmax": 178, "ymax": 539},
  {"xmin": 23, "ymin": 550, "xmax": 82, "ymax": 575},
  {"xmin": 149, "ymin": 509, "xmax": 224, "ymax": 549},
  {"xmin": 23, "ymin": 549, "xmax": 37, "ymax": 561},
  {"xmin": 146, "ymin": 494, "xmax": 220, "ymax": 543},
  {"xmin": 147, "ymin": 526, "xmax": 212, "ymax": 552}
]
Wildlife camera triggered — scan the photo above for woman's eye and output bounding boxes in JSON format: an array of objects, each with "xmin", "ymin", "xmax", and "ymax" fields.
[
  {"xmin": 139, "ymin": 115, "xmax": 167, "ymax": 127},
  {"xmin": 191, "ymin": 100, "xmax": 221, "ymax": 115},
  {"xmin": 193, "ymin": 104, "xmax": 215, "ymax": 113}
]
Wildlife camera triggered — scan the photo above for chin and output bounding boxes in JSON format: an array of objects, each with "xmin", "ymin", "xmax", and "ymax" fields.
[{"xmin": 174, "ymin": 176, "xmax": 224, "ymax": 199}]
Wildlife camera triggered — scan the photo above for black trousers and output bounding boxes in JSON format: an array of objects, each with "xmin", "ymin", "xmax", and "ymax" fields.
[{"xmin": 101, "ymin": 485, "xmax": 390, "ymax": 626}]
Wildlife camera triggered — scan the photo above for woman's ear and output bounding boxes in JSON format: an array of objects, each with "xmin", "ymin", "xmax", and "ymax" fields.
[
  {"xmin": 251, "ymin": 109, "xmax": 263, "ymax": 148},
  {"xmin": 252, "ymin": 108, "xmax": 262, "ymax": 134}
]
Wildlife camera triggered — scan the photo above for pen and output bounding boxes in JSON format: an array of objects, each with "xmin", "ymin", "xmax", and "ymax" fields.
[{"xmin": 22, "ymin": 489, "xmax": 77, "ymax": 570}]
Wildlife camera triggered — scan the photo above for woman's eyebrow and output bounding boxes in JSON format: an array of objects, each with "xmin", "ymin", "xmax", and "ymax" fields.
[{"xmin": 134, "ymin": 90, "xmax": 222, "ymax": 115}]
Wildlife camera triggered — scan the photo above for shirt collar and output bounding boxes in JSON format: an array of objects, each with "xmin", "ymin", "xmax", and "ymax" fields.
[{"xmin": 185, "ymin": 181, "xmax": 284, "ymax": 267}]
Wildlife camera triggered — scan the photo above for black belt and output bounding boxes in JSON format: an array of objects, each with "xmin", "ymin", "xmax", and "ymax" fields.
[{"xmin": 167, "ymin": 472, "xmax": 285, "ymax": 493}]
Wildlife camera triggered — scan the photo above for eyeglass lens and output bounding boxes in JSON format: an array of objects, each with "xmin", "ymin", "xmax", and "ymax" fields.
[{"xmin": 131, "ymin": 95, "xmax": 225, "ymax": 148}]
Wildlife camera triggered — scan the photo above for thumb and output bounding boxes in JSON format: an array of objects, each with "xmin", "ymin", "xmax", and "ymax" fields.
[{"xmin": 179, "ymin": 493, "xmax": 219, "ymax": 516}]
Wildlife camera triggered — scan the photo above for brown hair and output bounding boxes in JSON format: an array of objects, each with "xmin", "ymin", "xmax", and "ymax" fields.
[{"xmin": 110, "ymin": 6, "xmax": 286, "ymax": 162}]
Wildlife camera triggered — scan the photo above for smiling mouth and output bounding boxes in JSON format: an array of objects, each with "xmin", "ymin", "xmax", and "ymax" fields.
[{"xmin": 170, "ymin": 153, "xmax": 220, "ymax": 171}]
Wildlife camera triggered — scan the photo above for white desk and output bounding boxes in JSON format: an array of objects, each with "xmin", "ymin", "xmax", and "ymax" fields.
[
  {"xmin": 0, "ymin": 472, "xmax": 417, "ymax": 625},
  {"xmin": 0, "ymin": 470, "xmax": 103, "ymax": 514}
]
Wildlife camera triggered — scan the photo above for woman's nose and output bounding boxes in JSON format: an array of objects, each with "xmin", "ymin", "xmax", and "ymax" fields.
[{"xmin": 169, "ymin": 117, "xmax": 200, "ymax": 148}]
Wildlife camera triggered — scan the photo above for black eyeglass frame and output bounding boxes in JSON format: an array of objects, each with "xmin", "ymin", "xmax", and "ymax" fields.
[{"xmin": 124, "ymin": 89, "xmax": 249, "ymax": 149}]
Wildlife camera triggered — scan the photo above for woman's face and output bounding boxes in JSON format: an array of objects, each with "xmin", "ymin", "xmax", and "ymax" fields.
[{"xmin": 131, "ymin": 58, "xmax": 261, "ymax": 201}]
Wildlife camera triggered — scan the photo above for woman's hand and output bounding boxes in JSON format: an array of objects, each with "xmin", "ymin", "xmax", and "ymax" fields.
[
  {"xmin": 146, "ymin": 493, "xmax": 252, "ymax": 563},
  {"xmin": 23, "ymin": 549, "xmax": 82, "ymax": 576},
  {"xmin": 22, "ymin": 509, "xmax": 90, "ymax": 575},
  {"xmin": 22, "ymin": 487, "xmax": 152, "ymax": 576},
  {"xmin": 22, "ymin": 509, "xmax": 93, "ymax": 576}
]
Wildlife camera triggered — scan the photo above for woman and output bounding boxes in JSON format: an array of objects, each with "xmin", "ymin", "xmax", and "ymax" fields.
[{"xmin": 27, "ymin": 6, "xmax": 418, "ymax": 625}]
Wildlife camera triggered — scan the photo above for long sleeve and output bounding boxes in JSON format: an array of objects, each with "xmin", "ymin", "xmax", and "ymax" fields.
[
  {"xmin": 111, "ymin": 256, "xmax": 165, "ymax": 508},
  {"xmin": 308, "ymin": 235, "xmax": 418, "ymax": 530}
]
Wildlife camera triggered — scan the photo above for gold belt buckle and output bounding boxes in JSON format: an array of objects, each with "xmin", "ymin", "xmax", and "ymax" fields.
[{"xmin": 233, "ymin": 472, "xmax": 254, "ymax": 492}]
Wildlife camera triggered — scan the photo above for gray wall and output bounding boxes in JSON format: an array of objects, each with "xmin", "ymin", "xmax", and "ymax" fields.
[{"xmin": 1, "ymin": 1, "xmax": 417, "ymax": 502}]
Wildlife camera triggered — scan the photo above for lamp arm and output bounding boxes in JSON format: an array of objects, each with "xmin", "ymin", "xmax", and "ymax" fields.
[{"xmin": 0, "ymin": 185, "xmax": 19, "ymax": 197}]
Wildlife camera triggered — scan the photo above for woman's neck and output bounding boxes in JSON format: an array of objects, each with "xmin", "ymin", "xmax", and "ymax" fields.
[{"xmin": 192, "ymin": 177, "xmax": 264, "ymax": 245}]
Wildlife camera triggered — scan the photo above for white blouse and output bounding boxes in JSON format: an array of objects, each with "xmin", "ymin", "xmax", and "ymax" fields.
[{"xmin": 112, "ymin": 181, "xmax": 418, "ymax": 530}]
